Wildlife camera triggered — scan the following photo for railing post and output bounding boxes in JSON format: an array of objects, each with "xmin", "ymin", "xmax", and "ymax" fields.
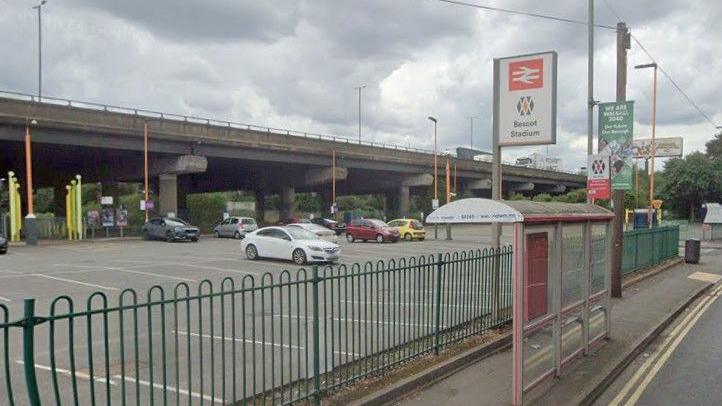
[
  {"xmin": 22, "ymin": 299, "xmax": 42, "ymax": 406},
  {"xmin": 312, "ymin": 265, "xmax": 321, "ymax": 405},
  {"xmin": 434, "ymin": 253, "xmax": 444, "ymax": 355}
]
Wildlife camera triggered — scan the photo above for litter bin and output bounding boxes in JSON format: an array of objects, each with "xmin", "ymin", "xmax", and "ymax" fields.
[{"xmin": 685, "ymin": 239, "xmax": 701, "ymax": 264}]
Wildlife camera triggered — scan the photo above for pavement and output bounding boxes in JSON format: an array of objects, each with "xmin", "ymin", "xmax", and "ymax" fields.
[{"xmin": 394, "ymin": 246, "xmax": 722, "ymax": 406}]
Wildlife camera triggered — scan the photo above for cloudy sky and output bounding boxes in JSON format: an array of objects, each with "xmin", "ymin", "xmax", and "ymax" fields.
[{"xmin": 2, "ymin": 0, "xmax": 721, "ymax": 170}]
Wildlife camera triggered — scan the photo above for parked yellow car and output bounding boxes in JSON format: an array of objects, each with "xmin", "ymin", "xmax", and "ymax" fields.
[{"xmin": 387, "ymin": 219, "xmax": 426, "ymax": 241}]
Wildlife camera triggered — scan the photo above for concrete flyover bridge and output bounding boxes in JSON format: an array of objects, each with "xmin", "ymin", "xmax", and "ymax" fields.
[{"xmin": 0, "ymin": 90, "xmax": 585, "ymax": 219}]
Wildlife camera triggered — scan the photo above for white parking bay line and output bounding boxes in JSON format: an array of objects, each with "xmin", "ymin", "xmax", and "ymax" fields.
[
  {"xmin": 0, "ymin": 295, "xmax": 12, "ymax": 302},
  {"xmin": 113, "ymin": 375, "xmax": 224, "ymax": 405},
  {"xmin": 34, "ymin": 274, "xmax": 119, "ymax": 291},
  {"xmin": 16, "ymin": 361, "xmax": 116, "ymax": 384},
  {"xmin": 173, "ymin": 330, "xmax": 304, "ymax": 350},
  {"xmin": 55, "ymin": 264, "xmax": 196, "ymax": 283}
]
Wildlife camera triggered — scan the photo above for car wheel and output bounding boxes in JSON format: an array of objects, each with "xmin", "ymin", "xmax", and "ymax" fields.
[
  {"xmin": 292, "ymin": 249, "xmax": 307, "ymax": 265},
  {"xmin": 376, "ymin": 234, "xmax": 384, "ymax": 243},
  {"xmin": 234, "ymin": 231, "xmax": 242, "ymax": 239},
  {"xmin": 214, "ymin": 231, "xmax": 221, "ymax": 238},
  {"xmin": 0, "ymin": 249, "xmax": 6, "ymax": 255},
  {"xmin": 419, "ymin": 237, "xmax": 425, "ymax": 241},
  {"xmin": 245, "ymin": 244, "xmax": 259, "ymax": 260},
  {"xmin": 191, "ymin": 237, "xmax": 199, "ymax": 242},
  {"xmin": 142, "ymin": 230, "xmax": 150, "ymax": 240},
  {"xmin": 346, "ymin": 233, "xmax": 355, "ymax": 243},
  {"xmin": 404, "ymin": 233, "xmax": 412, "ymax": 241},
  {"xmin": 165, "ymin": 231, "xmax": 174, "ymax": 243}
]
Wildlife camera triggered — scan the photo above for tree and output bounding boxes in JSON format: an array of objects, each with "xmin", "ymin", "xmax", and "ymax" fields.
[
  {"xmin": 705, "ymin": 131, "xmax": 722, "ymax": 159},
  {"xmin": 660, "ymin": 152, "xmax": 715, "ymax": 221}
]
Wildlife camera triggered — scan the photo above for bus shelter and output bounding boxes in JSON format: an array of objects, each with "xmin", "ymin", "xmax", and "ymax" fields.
[{"xmin": 426, "ymin": 198, "xmax": 614, "ymax": 405}]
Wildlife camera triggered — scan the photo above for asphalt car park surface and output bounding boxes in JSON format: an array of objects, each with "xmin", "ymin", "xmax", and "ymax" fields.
[{"xmin": 0, "ymin": 224, "xmax": 511, "ymax": 404}]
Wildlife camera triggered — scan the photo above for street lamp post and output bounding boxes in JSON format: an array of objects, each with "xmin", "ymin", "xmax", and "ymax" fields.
[
  {"xmin": 467, "ymin": 115, "xmax": 479, "ymax": 149},
  {"xmin": 428, "ymin": 116, "xmax": 438, "ymax": 239},
  {"xmin": 635, "ymin": 62, "xmax": 658, "ymax": 228},
  {"xmin": 32, "ymin": 1, "xmax": 48, "ymax": 101},
  {"xmin": 354, "ymin": 85, "xmax": 366, "ymax": 142}
]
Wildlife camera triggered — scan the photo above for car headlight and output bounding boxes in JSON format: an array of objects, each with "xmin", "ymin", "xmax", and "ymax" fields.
[{"xmin": 308, "ymin": 246, "xmax": 323, "ymax": 252}]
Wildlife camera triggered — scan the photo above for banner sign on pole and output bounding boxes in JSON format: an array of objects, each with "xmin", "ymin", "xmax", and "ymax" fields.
[
  {"xmin": 587, "ymin": 154, "xmax": 611, "ymax": 200},
  {"xmin": 598, "ymin": 101, "xmax": 634, "ymax": 190},
  {"xmin": 631, "ymin": 137, "xmax": 683, "ymax": 158},
  {"xmin": 495, "ymin": 51, "xmax": 557, "ymax": 146}
]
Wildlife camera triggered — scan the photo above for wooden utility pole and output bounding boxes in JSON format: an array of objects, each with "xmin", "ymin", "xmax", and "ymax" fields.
[{"xmin": 611, "ymin": 21, "xmax": 630, "ymax": 298}]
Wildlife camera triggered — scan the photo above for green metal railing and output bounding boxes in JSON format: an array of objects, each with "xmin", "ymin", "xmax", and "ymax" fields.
[
  {"xmin": 1, "ymin": 247, "xmax": 513, "ymax": 405},
  {"xmin": 621, "ymin": 225, "xmax": 680, "ymax": 274}
]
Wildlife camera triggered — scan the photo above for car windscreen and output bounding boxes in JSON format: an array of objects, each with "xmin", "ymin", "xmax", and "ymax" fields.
[
  {"xmin": 165, "ymin": 218, "xmax": 189, "ymax": 227},
  {"xmin": 369, "ymin": 219, "xmax": 388, "ymax": 228},
  {"xmin": 241, "ymin": 218, "xmax": 256, "ymax": 225},
  {"xmin": 286, "ymin": 227, "xmax": 318, "ymax": 240}
]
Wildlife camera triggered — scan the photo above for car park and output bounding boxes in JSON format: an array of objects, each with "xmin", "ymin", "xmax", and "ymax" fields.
[
  {"xmin": 387, "ymin": 218, "xmax": 426, "ymax": 241},
  {"xmin": 0, "ymin": 236, "xmax": 7, "ymax": 254},
  {"xmin": 241, "ymin": 226, "xmax": 341, "ymax": 265},
  {"xmin": 288, "ymin": 222, "xmax": 338, "ymax": 242},
  {"xmin": 345, "ymin": 218, "xmax": 400, "ymax": 243},
  {"xmin": 141, "ymin": 217, "xmax": 200, "ymax": 242},
  {"xmin": 311, "ymin": 217, "xmax": 346, "ymax": 235},
  {"xmin": 213, "ymin": 216, "xmax": 258, "ymax": 239}
]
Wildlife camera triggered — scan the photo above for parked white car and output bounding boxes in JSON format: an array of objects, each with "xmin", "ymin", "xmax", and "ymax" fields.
[
  {"xmin": 287, "ymin": 223, "xmax": 338, "ymax": 242},
  {"xmin": 241, "ymin": 226, "xmax": 341, "ymax": 265}
]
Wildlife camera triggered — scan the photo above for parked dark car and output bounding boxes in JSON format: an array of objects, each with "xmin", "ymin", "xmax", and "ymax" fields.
[
  {"xmin": 280, "ymin": 217, "xmax": 312, "ymax": 226},
  {"xmin": 141, "ymin": 217, "xmax": 200, "ymax": 242},
  {"xmin": 0, "ymin": 236, "xmax": 7, "ymax": 254},
  {"xmin": 311, "ymin": 218, "xmax": 346, "ymax": 235},
  {"xmin": 345, "ymin": 219, "xmax": 400, "ymax": 243}
]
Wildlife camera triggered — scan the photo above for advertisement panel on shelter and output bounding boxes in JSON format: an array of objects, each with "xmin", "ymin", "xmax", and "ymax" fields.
[
  {"xmin": 598, "ymin": 101, "xmax": 634, "ymax": 190},
  {"xmin": 587, "ymin": 154, "xmax": 611, "ymax": 200},
  {"xmin": 495, "ymin": 51, "xmax": 557, "ymax": 146},
  {"xmin": 631, "ymin": 137, "xmax": 683, "ymax": 158}
]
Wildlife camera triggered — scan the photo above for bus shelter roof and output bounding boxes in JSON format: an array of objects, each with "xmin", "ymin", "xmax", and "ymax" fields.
[{"xmin": 425, "ymin": 198, "xmax": 613, "ymax": 224}]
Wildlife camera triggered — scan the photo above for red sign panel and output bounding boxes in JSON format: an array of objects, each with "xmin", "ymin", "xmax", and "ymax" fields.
[
  {"xmin": 524, "ymin": 232, "xmax": 549, "ymax": 322},
  {"xmin": 508, "ymin": 58, "xmax": 544, "ymax": 91},
  {"xmin": 587, "ymin": 179, "xmax": 610, "ymax": 200}
]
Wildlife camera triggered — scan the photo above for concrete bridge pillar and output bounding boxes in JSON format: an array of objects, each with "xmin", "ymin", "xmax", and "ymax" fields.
[
  {"xmin": 177, "ymin": 175, "xmax": 192, "ymax": 220},
  {"xmin": 398, "ymin": 186, "xmax": 410, "ymax": 218},
  {"xmin": 254, "ymin": 189, "xmax": 266, "ymax": 225},
  {"xmin": 279, "ymin": 183, "xmax": 295, "ymax": 221},
  {"xmin": 159, "ymin": 174, "xmax": 178, "ymax": 217}
]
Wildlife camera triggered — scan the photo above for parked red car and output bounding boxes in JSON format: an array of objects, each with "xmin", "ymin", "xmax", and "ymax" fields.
[{"xmin": 345, "ymin": 219, "xmax": 400, "ymax": 243}]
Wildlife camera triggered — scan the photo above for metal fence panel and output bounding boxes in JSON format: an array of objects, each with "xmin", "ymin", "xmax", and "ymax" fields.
[
  {"xmin": 621, "ymin": 225, "xmax": 680, "ymax": 275},
  {"xmin": 1, "ymin": 248, "xmax": 513, "ymax": 405}
]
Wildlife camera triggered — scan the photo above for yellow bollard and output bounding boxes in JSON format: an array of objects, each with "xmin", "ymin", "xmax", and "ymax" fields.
[
  {"xmin": 75, "ymin": 175, "xmax": 83, "ymax": 240},
  {"xmin": 70, "ymin": 180, "xmax": 77, "ymax": 240},
  {"xmin": 65, "ymin": 185, "xmax": 73, "ymax": 240}
]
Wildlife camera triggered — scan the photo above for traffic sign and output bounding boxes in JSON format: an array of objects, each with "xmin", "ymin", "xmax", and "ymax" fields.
[
  {"xmin": 587, "ymin": 154, "xmax": 610, "ymax": 200},
  {"xmin": 494, "ymin": 51, "xmax": 557, "ymax": 146}
]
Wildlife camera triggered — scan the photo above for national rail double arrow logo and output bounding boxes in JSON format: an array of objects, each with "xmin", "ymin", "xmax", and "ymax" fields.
[{"xmin": 516, "ymin": 96, "xmax": 534, "ymax": 116}]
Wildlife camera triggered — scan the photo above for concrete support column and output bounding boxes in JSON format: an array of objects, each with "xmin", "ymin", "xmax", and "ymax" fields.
[
  {"xmin": 177, "ymin": 175, "xmax": 192, "ymax": 220},
  {"xmin": 254, "ymin": 189, "xmax": 266, "ymax": 225},
  {"xmin": 384, "ymin": 192, "xmax": 398, "ymax": 221},
  {"xmin": 398, "ymin": 185, "xmax": 410, "ymax": 218},
  {"xmin": 318, "ymin": 190, "xmax": 332, "ymax": 218},
  {"xmin": 159, "ymin": 174, "xmax": 178, "ymax": 217},
  {"xmin": 279, "ymin": 183, "xmax": 295, "ymax": 221}
]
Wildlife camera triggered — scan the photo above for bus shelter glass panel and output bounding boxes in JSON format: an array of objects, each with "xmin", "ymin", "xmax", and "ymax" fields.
[
  {"xmin": 591, "ymin": 223, "xmax": 609, "ymax": 294},
  {"xmin": 562, "ymin": 224, "xmax": 585, "ymax": 308},
  {"xmin": 523, "ymin": 321, "xmax": 555, "ymax": 390},
  {"xmin": 561, "ymin": 310, "xmax": 584, "ymax": 364},
  {"xmin": 589, "ymin": 298, "xmax": 608, "ymax": 344}
]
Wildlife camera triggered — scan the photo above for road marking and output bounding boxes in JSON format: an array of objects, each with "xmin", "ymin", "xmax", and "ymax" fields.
[
  {"xmin": 687, "ymin": 271, "xmax": 722, "ymax": 284},
  {"xmin": 113, "ymin": 375, "xmax": 224, "ymax": 405},
  {"xmin": 34, "ymin": 274, "xmax": 119, "ymax": 291},
  {"xmin": 173, "ymin": 330, "xmax": 304, "ymax": 350},
  {"xmin": 119, "ymin": 260, "xmax": 264, "ymax": 276},
  {"xmin": 330, "ymin": 317, "xmax": 445, "ymax": 329},
  {"xmin": 16, "ymin": 360, "xmax": 117, "ymax": 384},
  {"xmin": 341, "ymin": 300, "xmax": 480, "ymax": 309},
  {"xmin": 610, "ymin": 284, "xmax": 722, "ymax": 405},
  {"xmin": 0, "ymin": 295, "xmax": 12, "ymax": 302},
  {"xmin": 55, "ymin": 264, "xmax": 196, "ymax": 282}
]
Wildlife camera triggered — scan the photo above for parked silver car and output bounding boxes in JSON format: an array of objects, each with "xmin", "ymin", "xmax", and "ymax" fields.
[
  {"xmin": 213, "ymin": 216, "xmax": 258, "ymax": 239},
  {"xmin": 141, "ymin": 217, "xmax": 200, "ymax": 242}
]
